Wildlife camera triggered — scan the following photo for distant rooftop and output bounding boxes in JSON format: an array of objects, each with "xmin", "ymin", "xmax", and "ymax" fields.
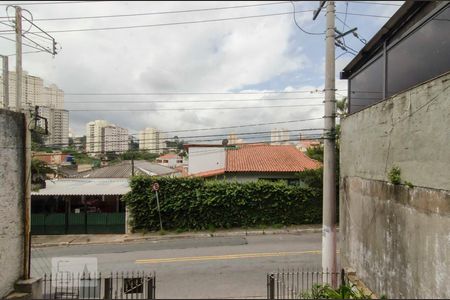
[
  {"xmin": 31, "ymin": 179, "xmax": 129, "ymax": 196},
  {"xmin": 77, "ymin": 160, "xmax": 178, "ymax": 178},
  {"xmin": 192, "ymin": 144, "xmax": 321, "ymax": 177}
]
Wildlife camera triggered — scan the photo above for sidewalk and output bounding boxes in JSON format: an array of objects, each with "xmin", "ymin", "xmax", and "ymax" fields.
[{"xmin": 31, "ymin": 224, "xmax": 323, "ymax": 248}]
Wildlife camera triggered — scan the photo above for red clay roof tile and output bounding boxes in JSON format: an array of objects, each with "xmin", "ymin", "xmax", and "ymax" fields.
[{"xmin": 225, "ymin": 144, "xmax": 321, "ymax": 172}]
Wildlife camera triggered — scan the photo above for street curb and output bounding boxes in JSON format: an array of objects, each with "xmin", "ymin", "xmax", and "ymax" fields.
[{"xmin": 32, "ymin": 226, "xmax": 327, "ymax": 248}]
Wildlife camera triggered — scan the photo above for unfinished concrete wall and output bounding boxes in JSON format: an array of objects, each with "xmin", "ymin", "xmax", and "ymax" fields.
[
  {"xmin": 0, "ymin": 109, "xmax": 25, "ymax": 298},
  {"xmin": 340, "ymin": 72, "xmax": 450, "ymax": 299}
]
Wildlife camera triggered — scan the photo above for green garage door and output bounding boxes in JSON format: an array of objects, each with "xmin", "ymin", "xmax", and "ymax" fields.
[{"xmin": 31, "ymin": 213, "xmax": 125, "ymax": 234}]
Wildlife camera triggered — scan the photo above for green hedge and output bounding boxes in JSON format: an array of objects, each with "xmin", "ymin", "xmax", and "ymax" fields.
[{"xmin": 123, "ymin": 176, "xmax": 322, "ymax": 231}]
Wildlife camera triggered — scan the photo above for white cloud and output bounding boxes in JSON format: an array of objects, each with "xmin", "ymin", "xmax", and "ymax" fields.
[{"xmin": 0, "ymin": 1, "xmax": 401, "ymax": 140}]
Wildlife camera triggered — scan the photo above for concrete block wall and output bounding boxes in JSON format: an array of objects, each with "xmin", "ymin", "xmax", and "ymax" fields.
[
  {"xmin": 340, "ymin": 72, "xmax": 450, "ymax": 299},
  {"xmin": 0, "ymin": 109, "xmax": 25, "ymax": 298}
]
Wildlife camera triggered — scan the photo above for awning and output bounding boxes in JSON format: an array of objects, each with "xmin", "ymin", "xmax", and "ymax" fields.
[{"xmin": 31, "ymin": 179, "xmax": 130, "ymax": 196}]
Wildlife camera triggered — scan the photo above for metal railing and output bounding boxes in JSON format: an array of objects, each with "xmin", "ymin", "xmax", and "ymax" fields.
[
  {"xmin": 267, "ymin": 269, "xmax": 345, "ymax": 299},
  {"xmin": 42, "ymin": 271, "xmax": 156, "ymax": 299}
]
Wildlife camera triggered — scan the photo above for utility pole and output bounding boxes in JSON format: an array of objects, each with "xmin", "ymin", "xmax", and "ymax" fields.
[
  {"xmin": 15, "ymin": 6, "xmax": 22, "ymax": 112},
  {"xmin": 131, "ymin": 152, "xmax": 135, "ymax": 176},
  {"xmin": 322, "ymin": 1, "xmax": 337, "ymax": 285},
  {"xmin": 1, "ymin": 55, "xmax": 8, "ymax": 109},
  {"xmin": 15, "ymin": 5, "xmax": 31, "ymax": 280}
]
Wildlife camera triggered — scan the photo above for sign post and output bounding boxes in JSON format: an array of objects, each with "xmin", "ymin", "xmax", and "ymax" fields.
[{"xmin": 152, "ymin": 183, "xmax": 163, "ymax": 231}]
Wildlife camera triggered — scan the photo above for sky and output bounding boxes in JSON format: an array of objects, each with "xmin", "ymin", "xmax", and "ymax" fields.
[{"xmin": 0, "ymin": 1, "xmax": 403, "ymax": 144}]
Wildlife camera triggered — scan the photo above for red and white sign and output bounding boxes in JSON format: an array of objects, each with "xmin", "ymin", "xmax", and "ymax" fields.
[{"xmin": 152, "ymin": 182, "xmax": 160, "ymax": 192}]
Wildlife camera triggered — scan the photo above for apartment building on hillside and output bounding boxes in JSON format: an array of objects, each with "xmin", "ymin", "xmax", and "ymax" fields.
[
  {"xmin": 86, "ymin": 120, "xmax": 129, "ymax": 156},
  {"xmin": 139, "ymin": 127, "xmax": 165, "ymax": 154}
]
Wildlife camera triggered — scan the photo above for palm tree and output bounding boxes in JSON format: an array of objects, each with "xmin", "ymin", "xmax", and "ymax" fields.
[{"xmin": 336, "ymin": 97, "xmax": 348, "ymax": 117}]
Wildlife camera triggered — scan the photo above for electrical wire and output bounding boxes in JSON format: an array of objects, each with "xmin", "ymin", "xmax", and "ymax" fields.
[
  {"xmin": 290, "ymin": 1, "xmax": 324, "ymax": 36},
  {"xmin": 0, "ymin": 34, "xmax": 47, "ymax": 53},
  {"xmin": 2, "ymin": 2, "xmax": 293, "ymax": 21},
  {"xmin": 34, "ymin": 134, "xmax": 325, "ymax": 150},
  {"xmin": 335, "ymin": 12, "xmax": 390, "ymax": 19},
  {"xmin": 0, "ymin": 1, "xmax": 107, "ymax": 6},
  {"xmin": 24, "ymin": 10, "xmax": 315, "ymax": 34},
  {"xmin": 335, "ymin": 15, "xmax": 367, "ymax": 45},
  {"xmin": 64, "ymin": 90, "xmax": 331, "ymax": 96},
  {"xmin": 350, "ymin": 1, "xmax": 402, "ymax": 7},
  {"xmin": 53, "ymin": 128, "xmax": 324, "ymax": 145},
  {"xmin": 67, "ymin": 104, "xmax": 324, "ymax": 112},
  {"xmin": 65, "ymin": 96, "xmax": 324, "ymax": 104},
  {"xmin": 9, "ymin": 9, "xmax": 392, "ymax": 36}
]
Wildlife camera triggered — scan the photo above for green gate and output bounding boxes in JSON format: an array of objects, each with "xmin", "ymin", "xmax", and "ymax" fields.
[{"xmin": 31, "ymin": 213, "xmax": 125, "ymax": 235}]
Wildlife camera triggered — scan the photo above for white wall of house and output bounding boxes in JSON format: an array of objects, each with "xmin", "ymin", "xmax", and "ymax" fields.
[
  {"xmin": 157, "ymin": 157, "xmax": 183, "ymax": 168},
  {"xmin": 188, "ymin": 147, "xmax": 225, "ymax": 175}
]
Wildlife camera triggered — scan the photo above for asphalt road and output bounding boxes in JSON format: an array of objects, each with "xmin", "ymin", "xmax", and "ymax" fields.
[{"xmin": 32, "ymin": 232, "xmax": 326, "ymax": 299}]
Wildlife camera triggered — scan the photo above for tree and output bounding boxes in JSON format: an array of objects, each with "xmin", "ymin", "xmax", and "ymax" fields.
[
  {"xmin": 31, "ymin": 158, "xmax": 55, "ymax": 189},
  {"xmin": 306, "ymin": 145, "xmax": 324, "ymax": 162},
  {"xmin": 336, "ymin": 97, "xmax": 348, "ymax": 117}
]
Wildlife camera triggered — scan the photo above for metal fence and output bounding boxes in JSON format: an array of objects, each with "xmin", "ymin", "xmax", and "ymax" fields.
[
  {"xmin": 267, "ymin": 269, "xmax": 345, "ymax": 299},
  {"xmin": 42, "ymin": 272, "xmax": 155, "ymax": 299}
]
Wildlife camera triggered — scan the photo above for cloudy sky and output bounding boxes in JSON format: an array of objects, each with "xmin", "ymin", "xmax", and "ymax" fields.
[{"xmin": 0, "ymin": 1, "xmax": 402, "ymax": 144}]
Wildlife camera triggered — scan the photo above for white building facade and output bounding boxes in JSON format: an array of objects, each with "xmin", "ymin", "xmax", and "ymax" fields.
[
  {"xmin": 37, "ymin": 106, "xmax": 69, "ymax": 147},
  {"xmin": 270, "ymin": 128, "xmax": 290, "ymax": 145},
  {"xmin": 1, "ymin": 71, "xmax": 64, "ymax": 110},
  {"xmin": 103, "ymin": 125, "xmax": 129, "ymax": 154},
  {"xmin": 86, "ymin": 120, "xmax": 128, "ymax": 156},
  {"xmin": 1, "ymin": 71, "xmax": 68, "ymax": 147},
  {"xmin": 139, "ymin": 128, "xmax": 165, "ymax": 154}
]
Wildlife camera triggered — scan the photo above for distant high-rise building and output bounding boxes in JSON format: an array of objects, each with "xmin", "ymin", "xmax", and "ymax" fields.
[
  {"xmin": 86, "ymin": 120, "xmax": 128, "ymax": 156},
  {"xmin": 139, "ymin": 128, "xmax": 165, "ymax": 154},
  {"xmin": 102, "ymin": 125, "xmax": 129, "ymax": 154},
  {"xmin": 0, "ymin": 71, "xmax": 64, "ymax": 109},
  {"xmin": 228, "ymin": 133, "xmax": 244, "ymax": 145},
  {"xmin": 36, "ymin": 107, "xmax": 69, "ymax": 147},
  {"xmin": 86, "ymin": 120, "xmax": 109, "ymax": 155},
  {"xmin": 1, "ymin": 71, "xmax": 68, "ymax": 147},
  {"xmin": 270, "ymin": 128, "xmax": 290, "ymax": 145},
  {"xmin": 44, "ymin": 84, "xmax": 64, "ymax": 109}
]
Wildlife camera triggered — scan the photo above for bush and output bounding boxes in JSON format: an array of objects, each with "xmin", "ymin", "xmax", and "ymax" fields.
[
  {"xmin": 388, "ymin": 167, "xmax": 401, "ymax": 185},
  {"xmin": 123, "ymin": 176, "xmax": 322, "ymax": 231},
  {"xmin": 301, "ymin": 283, "xmax": 372, "ymax": 299}
]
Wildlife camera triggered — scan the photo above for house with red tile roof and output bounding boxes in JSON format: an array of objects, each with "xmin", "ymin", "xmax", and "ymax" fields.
[
  {"xmin": 156, "ymin": 153, "xmax": 184, "ymax": 168},
  {"xmin": 185, "ymin": 144, "xmax": 321, "ymax": 183}
]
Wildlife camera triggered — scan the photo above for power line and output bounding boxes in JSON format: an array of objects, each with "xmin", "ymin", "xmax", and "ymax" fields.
[
  {"xmin": 67, "ymin": 104, "xmax": 324, "ymax": 112},
  {"xmin": 0, "ymin": 34, "xmax": 47, "ymax": 53},
  {"xmin": 26, "ymin": 136, "xmax": 325, "ymax": 157},
  {"xmin": 0, "ymin": 1, "xmax": 107, "ymax": 6},
  {"xmin": 74, "ymin": 128, "xmax": 324, "ymax": 143},
  {"xmin": 350, "ymin": 1, "xmax": 402, "ymax": 7},
  {"xmin": 65, "ymin": 96, "xmax": 324, "ymax": 104},
  {"xmin": 161, "ymin": 117, "xmax": 324, "ymax": 134},
  {"xmin": 335, "ymin": 15, "xmax": 367, "ymax": 44},
  {"xmin": 290, "ymin": 1, "xmax": 324, "ymax": 36},
  {"xmin": 48, "ymin": 117, "xmax": 325, "ymax": 138},
  {"xmin": 64, "ymin": 90, "xmax": 331, "ymax": 96},
  {"xmin": 3, "ymin": 2, "xmax": 293, "ymax": 21},
  {"xmin": 25, "ymin": 10, "xmax": 316, "ymax": 34},
  {"xmin": 37, "ymin": 133, "xmax": 325, "ymax": 149},
  {"xmin": 335, "ymin": 12, "xmax": 390, "ymax": 19}
]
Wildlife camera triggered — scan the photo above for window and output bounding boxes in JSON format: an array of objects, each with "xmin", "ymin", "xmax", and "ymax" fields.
[
  {"xmin": 349, "ymin": 56, "xmax": 383, "ymax": 113},
  {"xmin": 387, "ymin": 5, "xmax": 450, "ymax": 97}
]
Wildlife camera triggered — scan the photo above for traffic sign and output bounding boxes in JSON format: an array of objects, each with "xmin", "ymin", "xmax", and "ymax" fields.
[{"xmin": 152, "ymin": 182, "xmax": 160, "ymax": 192}]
